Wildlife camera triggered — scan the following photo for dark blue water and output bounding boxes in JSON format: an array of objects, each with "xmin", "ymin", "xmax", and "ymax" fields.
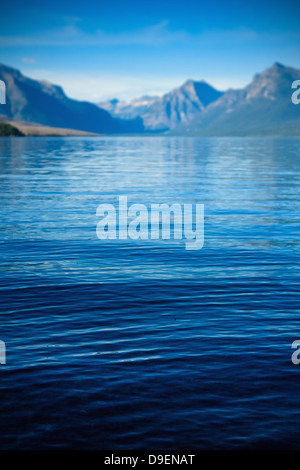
[{"xmin": 0, "ymin": 136, "xmax": 300, "ymax": 449}]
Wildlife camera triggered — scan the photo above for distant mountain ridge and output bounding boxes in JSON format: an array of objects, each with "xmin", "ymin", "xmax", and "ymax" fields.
[
  {"xmin": 0, "ymin": 63, "xmax": 144, "ymax": 134},
  {"xmin": 98, "ymin": 80, "xmax": 223, "ymax": 131},
  {"xmin": 170, "ymin": 63, "xmax": 300, "ymax": 136},
  {"xmin": 98, "ymin": 96, "xmax": 159, "ymax": 121},
  {"xmin": 0, "ymin": 62, "xmax": 299, "ymax": 137}
]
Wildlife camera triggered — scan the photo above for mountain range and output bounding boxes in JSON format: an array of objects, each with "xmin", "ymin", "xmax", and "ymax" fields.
[
  {"xmin": 0, "ymin": 63, "xmax": 144, "ymax": 134},
  {"xmin": 98, "ymin": 81, "xmax": 223, "ymax": 131},
  {"xmin": 0, "ymin": 62, "xmax": 299, "ymax": 137},
  {"xmin": 171, "ymin": 63, "xmax": 300, "ymax": 136},
  {"xmin": 98, "ymin": 96, "xmax": 159, "ymax": 121}
]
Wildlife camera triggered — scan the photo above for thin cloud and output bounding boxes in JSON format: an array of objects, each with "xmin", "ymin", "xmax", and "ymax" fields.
[
  {"xmin": 22, "ymin": 57, "xmax": 37, "ymax": 63},
  {"xmin": 0, "ymin": 22, "xmax": 270, "ymax": 48}
]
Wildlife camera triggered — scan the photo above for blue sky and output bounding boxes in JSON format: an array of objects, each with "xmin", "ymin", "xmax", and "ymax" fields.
[{"xmin": 0, "ymin": 0, "xmax": 299, "ymax": 101}]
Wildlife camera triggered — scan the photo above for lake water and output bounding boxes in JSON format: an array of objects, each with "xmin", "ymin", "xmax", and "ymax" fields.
[{"xmin": 0, "ymin": 136, "xmax": 300, "ymax": 449}]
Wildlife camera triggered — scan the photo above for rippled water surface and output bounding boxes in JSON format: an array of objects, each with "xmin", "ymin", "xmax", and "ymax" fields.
[{"xmin": 0, "ymin": 136, "xmax": 300, "ymax": 449}]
